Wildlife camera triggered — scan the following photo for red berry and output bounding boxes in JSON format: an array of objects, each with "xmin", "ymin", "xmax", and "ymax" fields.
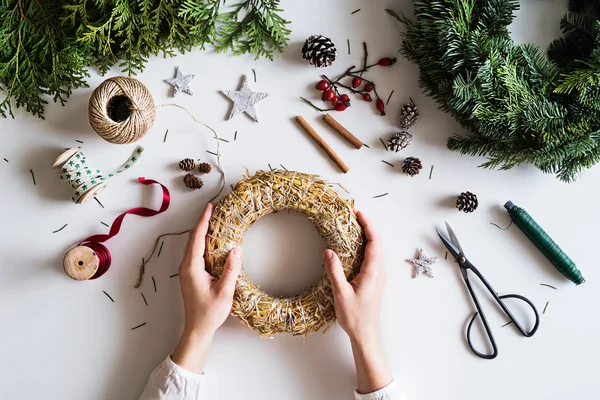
[
  {"xmin": 362, "ymin": 93, "xmax": 372, "ymax": 102},
  {"xmin": 323, "ymin": 89, "xmax": 335, "ymax": 101},
  {"xmin": 376, "ymin": 98, "xmax": 386, "ymax": 115},
  {"xmin": 335, "ymin": 103, "xmax": 348, "ymax": 112},
  {"xmin": 331, "ymin": 96, "xmax": 339, "ymax": 106},
  {"xmin": 340, "ymin": 94, "xmax": 350, "ymax": 103},
  {"xmin": 316, "ymin": 80, "xmax": 330, "ymax": 91},
  {"xmin": 377, "ymin": 57, "xmax": 397, "ymax": 67},
  {"xmin": 351, "ymin": 77, "xmax": 362, "ymax": 88},
  {"xmin": 364, "ymin": 83, "xmax": 374, "ymax": 92},
  {"xmin": 321, "ymin": 92, "xmax": 330, "ymax": 101}
]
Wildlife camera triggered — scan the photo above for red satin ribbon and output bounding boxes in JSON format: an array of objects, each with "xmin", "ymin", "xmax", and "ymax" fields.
[{"xmin": 78, "ymin": 177, "xmax": 171, "ymax": 279}]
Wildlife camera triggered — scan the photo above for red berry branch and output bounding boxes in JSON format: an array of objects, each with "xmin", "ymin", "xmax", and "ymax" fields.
[{"xmin": 301, "ymin": 42, "xmax": 396, "ymax": 115}]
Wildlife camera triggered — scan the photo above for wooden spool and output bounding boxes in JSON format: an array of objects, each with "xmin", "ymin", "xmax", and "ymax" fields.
[
  {"xmin": 63, "ymin": 246, "xmax": 99, "ymax": 280},
  {"xmin": 52, "ymin": 148, "xmax": 108, "ymax": 204}
]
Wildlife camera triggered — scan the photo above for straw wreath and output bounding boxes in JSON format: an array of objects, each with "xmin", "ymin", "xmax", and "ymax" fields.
[{"xmin": 205, "ymin": 169, "xmax": 365, "ymax": 337}]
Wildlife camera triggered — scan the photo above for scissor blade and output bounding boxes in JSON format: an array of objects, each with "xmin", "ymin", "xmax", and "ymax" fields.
[
  {"xmin": 445, "ymin": 222, "xmax": 464, "ymax": 254},
  {"xmin": 436, "ymin": 227, "xmax": 461, "ymax": 260}
]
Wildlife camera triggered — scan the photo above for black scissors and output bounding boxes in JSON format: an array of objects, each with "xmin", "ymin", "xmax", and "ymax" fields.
[{"xmin": 436, "ymin": 222, "xmax": 540, "ymax": 359}]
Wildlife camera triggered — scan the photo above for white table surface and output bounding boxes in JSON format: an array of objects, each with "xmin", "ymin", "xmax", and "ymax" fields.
[{"xmin": 1, "ymin": 1, "xmax": 598, "ymax": 399}]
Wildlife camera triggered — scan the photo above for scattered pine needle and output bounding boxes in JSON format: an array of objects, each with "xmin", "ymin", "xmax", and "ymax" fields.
[
  {"xmin": 379, "ymin": 138, "xmax": 388, "ymax": 151},
  {"xmin": 429, "ymin": 165, "xmax": 434, "ymax": 180},
  {"xmin": 252, "ymin": 69, "xmax": 257, "ymax": 82},
  {"xmin": 268, "ymin": 163, "xmax": 274, "ymax": 171},
  {"xmin": 94, "ymin": 197, "xmax": 104, "ymax": 209},
  {"xmin": 373, "ymin": 192, "xmax": 389, "ymax": 199},
  {"xmin": 351, "ymin": 8, "xmax": 361, "ymax": 14},
  {"xmin": 543, "ymin": 301, "xmax": 550, "ymax": 314},
  {"xmin": 381, "ymin": 160, "xmax": 394, "ymax": 167},
  {"xmin": 52, "ymin": 223, "xmax": 68, "ymax": 233},
  {"xmin": 102, "ymin": 290, "xmax": 114, "ymax": 303},
  {"xmin": 234, "ymin": 131, "xmax": 238, "ymax": 141},
  {"xmin": 445, "ymin": 251, "xmax": 448, "ymax": 260},
  {"xmin": 490, "ymin": 220, "xmax": 513, "ymax": 230},
  {"xmin": 141, "ymin": 292, "xmax": 148, "ymax": 306},
  {"xmin": 218, "ymin": 138, "xmax": 230, "ymax": 143},
  {"xmin": 207, "ymin": 150, "xmax": 218, "ymax": 156},
  {"xmin": 157, "ymin": 241, "xmax": 165, "ymax": 258},
  {"xmin": 386, "ymin": 90, "xmax": 395, "ymax": 105},
  {"xmin": 152, "ymin": 276, "xmax": 157, "ymax": 293},
  {"xmin": 101, "ymin": 221, "xmax": 109, "ymax": 227},
  {"xmin": 3, "ymin": 158, "xmax": 8, "ymax": 162},
  {"xmin": 75, "ymin": 140, "xmax": 83, "ymax": 144},
  {"xmin": 280, "ymin": 164, "xmax": 288, "ymax": 171},
  {"xmin": 131, "ymin": 323, "xmax": 147, "ymax": 330},
  {"xmin": 29, "ymin": 169, "xmax": 36, "ymax": 185},
  {"xmin": 163, "ymin": 129, "xmax": 169, "ymax": 143},
  {"xmin": 540, "ymin": 283, "xmax": 558, "ymax": 290},
  {"xmin": 347, "ymin": 39, "xmax": 351, "ymax": 55},
  {"xmin": 170, "ymin": 273, "xmax": 179, "ymax": 278},
  {"xmin": 501, "ymin": 320, "xmax": 513, "ymax": 328},
  {"xmin": 363, "ymin": 143, "xmax": 370, "ymax": 148}
]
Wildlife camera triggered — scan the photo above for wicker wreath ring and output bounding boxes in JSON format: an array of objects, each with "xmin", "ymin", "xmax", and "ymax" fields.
[{"xmin": 205, "ymin": 170, "xmax": 365, "ymax": 337}]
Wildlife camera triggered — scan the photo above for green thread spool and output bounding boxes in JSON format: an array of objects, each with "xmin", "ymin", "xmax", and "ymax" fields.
[{"xmin": 504, "ymin": 201, "xmax": 585, "ymax": 285}]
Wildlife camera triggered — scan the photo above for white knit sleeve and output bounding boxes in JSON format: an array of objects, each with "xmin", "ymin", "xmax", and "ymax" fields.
[
  {"xmin": 138, "ymin": 356, "xmax": 207, "ymax": 400},
  {"xmin": 354, "ymin": 380, "xmax": 406, "ymax": 400}
]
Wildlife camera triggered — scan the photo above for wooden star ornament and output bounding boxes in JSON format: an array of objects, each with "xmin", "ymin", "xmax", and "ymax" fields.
[
  {"xmin": 165, "ymin": 66, "xmax": 195, "ymax": 97},
  {"xmin": 406, "ymin": 248, "xmax": 438, "ymax": 278},
  {"xmin": 221, "ymin": 75, "xmax": 268, "ymax": 122}
]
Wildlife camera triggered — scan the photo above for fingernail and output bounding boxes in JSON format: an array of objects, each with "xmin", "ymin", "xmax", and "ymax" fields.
[
  {"xmin": 324, "ymin": 250, "xmax": 334, "ymax": 260},
  {"xmin": 232, "ymin": 247, "xmax": 242, "ymax": 258}
]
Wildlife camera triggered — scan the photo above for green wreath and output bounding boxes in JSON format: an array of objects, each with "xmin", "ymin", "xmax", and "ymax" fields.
[{"xmin": 392, "ymin": 0, "xmax": 600, "ymax": 182}]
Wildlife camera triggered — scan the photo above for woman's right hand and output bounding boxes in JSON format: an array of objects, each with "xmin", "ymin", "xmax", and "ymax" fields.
[{"xmin": 323, "ymin": 209, "xmax": 392, "ymax": 394}]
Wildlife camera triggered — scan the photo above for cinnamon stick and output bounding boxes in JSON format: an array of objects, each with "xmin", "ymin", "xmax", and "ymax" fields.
[
  {"xmin": 295, "ymin": 116, "xmax": 350, "ymax": 173},
  {"xmin": 323, "ymin": 114, "xmax": 363, "ymax": 149}
]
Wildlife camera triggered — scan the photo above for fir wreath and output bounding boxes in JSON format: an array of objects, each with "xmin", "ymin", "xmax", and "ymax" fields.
[
  {"xmin": 393, "ymin": 0, "xmax": 600, "ymax": 182},
  {"xmin": 0, "ymin": 0, "xmax": 290, "ymax": 119}
]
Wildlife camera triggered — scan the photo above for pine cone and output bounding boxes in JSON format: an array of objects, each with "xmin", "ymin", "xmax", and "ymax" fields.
[
  {"xmin": 178, "ymin": 158, "xmax": 196, "ymax": 171},
  {"xmin": 399, "ymin": 98, "xmax": 419, "ymax": 130},
  {"xmin": 402, "ymin": 157, "xmax": 422, "ymax": 177},
  {"xmin": 183, "ymin": 174, "xmax": 203, "ymax": 190},
  {"xmin": 198, "ymin": 162, "xmax": 212, "ymax": 174},
  {"xmin": 388, "ymin": 131, "xmax": 413, "ymax": 152},
  {"xmin": 456, "ymin": 191, "xmax": 478, "ymax": 213},
  {"xmin": 302, "ymin": 35, "xmax": 336, "ymax": 68}
]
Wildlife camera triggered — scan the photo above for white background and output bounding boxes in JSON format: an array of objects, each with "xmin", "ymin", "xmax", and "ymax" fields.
[{"xmin": 1, "ymin": 1, "xmax": 598, "ymax": 399}]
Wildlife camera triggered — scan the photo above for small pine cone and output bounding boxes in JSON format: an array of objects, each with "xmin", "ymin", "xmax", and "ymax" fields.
[
  {"xmin": 388, "ymin": 131, "xmax": 413, "ymax": 152},
  {"xmin": 402, "ymin": 157, "xmax": 422, "ymax": 177},
  {"xmin": 198, "ymin": 162, "xmax": 212, "ymax": 174},
  {"xmin": 399, "ymin": 98, "xmax": 419, "ymax": 130},
  {"xmin": 183, "ymin": 174, "xmax": 203, "ymax": 190},
  {"xmin": 302, "ymin": 35, "xmax": 336, "ymax": 68},
  {"xmin": 178, "ymin": 158, "xmax": 196, "ymax": 171},
  {"xmin": 456, "ymin": 191, "xmax": 478, "ymax": 213}
]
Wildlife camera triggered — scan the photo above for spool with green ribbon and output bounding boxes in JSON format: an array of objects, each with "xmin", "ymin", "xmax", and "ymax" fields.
[{"xmin": 504, "ymin": 201, "xmax": 585, "ymax": 285}]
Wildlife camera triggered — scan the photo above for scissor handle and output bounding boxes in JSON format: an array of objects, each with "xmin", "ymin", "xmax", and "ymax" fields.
[
  {"xmin": 496, "ymin": 293, "xmax": 540, "ymax": 337},
  {"xmin": 463, "ymin": 277, "xmax": 498, "ymax": 359}
]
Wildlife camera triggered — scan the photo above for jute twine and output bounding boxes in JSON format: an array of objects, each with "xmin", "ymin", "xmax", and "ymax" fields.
[
  {"xmin": 205, "ymin": 169, "xmax": 365, "ymax": 337},
  {"xmin": 88, "ymin": 76, "xmax": 156, "ymax": 144}
]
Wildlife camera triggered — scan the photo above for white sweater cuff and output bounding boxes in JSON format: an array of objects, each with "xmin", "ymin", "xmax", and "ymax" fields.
[{"xmin": 355, "ymin": 380, "xmax": 404, "ymax": 400}]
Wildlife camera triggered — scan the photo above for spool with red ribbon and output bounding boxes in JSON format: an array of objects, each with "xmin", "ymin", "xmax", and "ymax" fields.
[{"xmin": 63, "ymin": 177, "xmax": 170, "ymax": 281}]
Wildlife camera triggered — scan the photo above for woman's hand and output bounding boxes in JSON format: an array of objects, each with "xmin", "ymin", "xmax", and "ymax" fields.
[
  {"xmin": 323, "ymin": 210, "xmax": 392, "ymax": 394},
  {"xmin": 171, "ymin": 203, "xmax": 243, "ymax": 374}
]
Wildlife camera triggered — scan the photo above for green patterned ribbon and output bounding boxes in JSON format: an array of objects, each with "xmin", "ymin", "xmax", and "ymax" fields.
[{"xmin": 58, "ymin": 146, "xmax": 144, "ymax": 203}]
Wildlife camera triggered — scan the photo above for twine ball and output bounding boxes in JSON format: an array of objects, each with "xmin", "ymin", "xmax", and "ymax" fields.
[
  {"xmin": 205, "ymin": 170, "xmax": 365, "ymax": 337},
  {"xmin": 88, "ymin": 76, "xmax": 156, "ymax": 144}
]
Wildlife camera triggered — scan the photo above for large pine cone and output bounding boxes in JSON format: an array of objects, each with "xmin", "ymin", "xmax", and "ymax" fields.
[
  {"xmin": 399, "ymin": 98, "xmax": 419, "ymax": 130},
  {"xmin": 402, "ymin": 157, "xmax": 422, "ymax": 177},
  {"xmin": 183, "ymin": 174, "xmax": 203, "ymax": 190},
  {"xmin": 388, "ymin": 131, "xmax": 413, "ymax": 152},
  {"xmin": 457, "ymin": 191, "xmax": 478, "ymax": 213},
  {"xmin": 198, "ymin": 162, "xmax": 212, "ymax": 174},
  {"xmin": 178, "ymin": 158, "xmax": 196, "ymax": 172},
  {"xmin": 302, "ymin": 35, "xmax": 336, "ymax": 68}
]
